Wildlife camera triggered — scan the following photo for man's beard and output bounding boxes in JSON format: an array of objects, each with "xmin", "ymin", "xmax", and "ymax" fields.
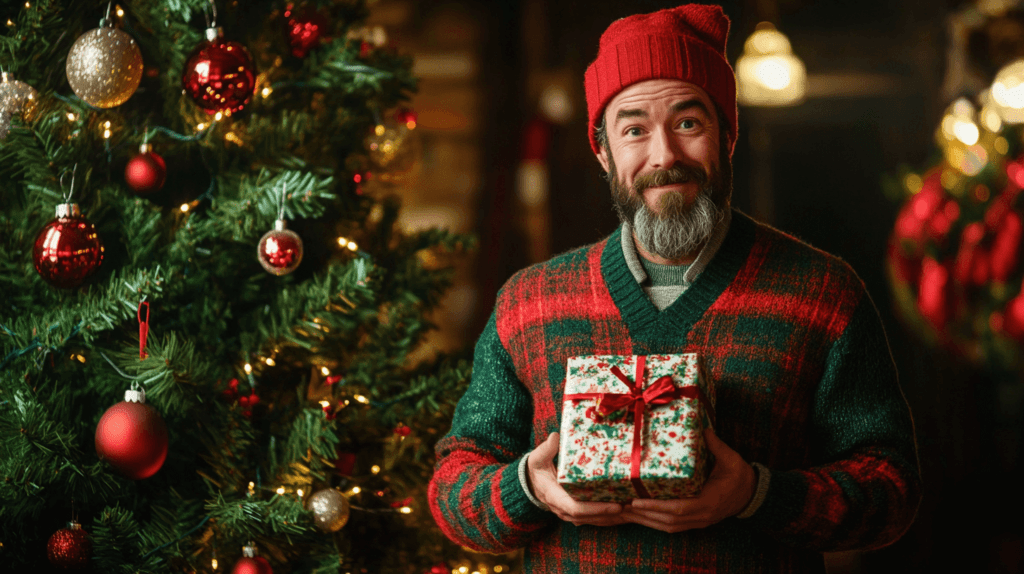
[{"xmin": 608, "ymin": 152, "xmax": 730, "ymax": 261}]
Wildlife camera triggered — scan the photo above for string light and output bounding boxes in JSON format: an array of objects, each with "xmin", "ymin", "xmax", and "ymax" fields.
[
  {"xmin": 459, "ymin": 567, "xmax": 469, "ymax": 574},
  {"xmin": 406, "ymin": 119, "xmax": 417, "ymax": 130},
  {"xmin": 297, "ymin": 489, "xmax": 304, "ymax": 497},
  {"xmin": 319, "ymin": 400, "xmax": 331, "ymax": 408},
  {"xmin": 214, "ymin": 111, "xmax": 223, "ymax": 121},
  {"xmin": 224, "ymin": 132, "xmax": 243, "ymax": 145},
  {"xmin": 347, "ymin": 241, "xmax": 358, "ymax": 251},
  {"xmin": 66, "ymin": 113, "xmax": 76, "ymax": 121},
  {"xmin": 261, "ymin": 87, "xmax": 272, "ymax": 98},
  {"xmin": 103, "ymin": 129, "xmax": 111, "ymax": 139},
  {"xmin": 399, "ymin": 506, "xmax": 412, "ymax": 514},
  {"xmin": 354, "ymin": 394, "xmax": 369, "ymax": 404},
  {"xmin": 196, "ymin": 123, "xmax": 207, "ymax": 131},
  {"xmin": 180, "ymin": 204, "xmax": 190, "ymax": 213},
  {"xmin": 211, "ymin": 558, "xmax": 218, "ymax": 570},
  {"xmin": 337, "ymin": 236, "xmax": 348, "ymax": 246},
  {"xmin": 276, "ymin": 486, "xmax": 285, "ymax": 495},
  {"xmin": 494, "ymin": 567, "xmax": 504, "ymax": 573},
  {"xmin": 24, "ymin": 2, "xmax": 30, "ymax": 8},
  {"xmin": 6, "ymin": 19, "xmax": 13, "ymax": 26},
  {"xmin": 244, "ymin": 363, "xmax": 252, "ymax": 373},
  {"xmin": 374, "ymin": 124, "xmax": 385, "ymax": 136},
  {"xmin": 351, "ymin": 486, "xmax": 361, "ymax": 494},
  {"xmin": 265, "ymin": 357, "xmax": 275, "ymax": 366},
  {"xmin": 116, "ymin": 6, "xmax": 124, "ymax": 16},
  {"xmin": 370, "ymin": 465, "xmax": 381, "ymax": 474}
]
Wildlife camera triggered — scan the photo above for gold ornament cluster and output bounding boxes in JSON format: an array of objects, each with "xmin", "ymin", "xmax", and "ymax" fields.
[
  {"xmin": 0, "ymin": 72, "xmax": 39, "ymax": 140},
  {"xmin": 66, "ymin": 27, "xmax": 143, "ymax": 108},
  {"xmin": 306, "ymin": 488, "xmax": 350, "ymax": 532}
]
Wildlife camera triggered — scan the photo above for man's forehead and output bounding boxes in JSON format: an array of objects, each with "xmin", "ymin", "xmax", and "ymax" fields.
[{"xmin": 605, "ymin": 79, "xmax": 714, "ymax": 118}]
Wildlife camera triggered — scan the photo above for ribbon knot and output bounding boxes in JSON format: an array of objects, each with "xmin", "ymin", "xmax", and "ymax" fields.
[{"xmin": 564, "ymin": 355, "xmax": 715, "ymax": 499}]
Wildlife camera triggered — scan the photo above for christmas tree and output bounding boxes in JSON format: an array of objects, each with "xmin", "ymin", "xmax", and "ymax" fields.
[{"xmin": 0, "ymin": 0, "xmax": 476, "ymax": 571}]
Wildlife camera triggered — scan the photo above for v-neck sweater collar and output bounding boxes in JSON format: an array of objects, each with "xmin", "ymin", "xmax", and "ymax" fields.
[{"xmin": 600, "ymin": 208, "xmax": 756, "ymax": 351}]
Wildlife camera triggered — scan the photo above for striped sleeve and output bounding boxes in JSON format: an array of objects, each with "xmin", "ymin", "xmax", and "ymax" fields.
[
  {"xmin": 743, "ymin": 292, "xmax": 922, "ymax": 551},
  {"xmin": 428, "ymin": 311, "xmax": 554, "ymax": 552}
]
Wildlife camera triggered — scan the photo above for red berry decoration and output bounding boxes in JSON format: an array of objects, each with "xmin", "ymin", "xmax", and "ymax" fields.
[
  {"xmin": 284, "ymin": 4, "xmax": 328, "ymax": 58},
  {"xmin": 95, "ymin": 386, "xmax": 168, "ymax": 480},
  {"xmin": 47, "ymin": 520, "xmax": 91, "ymax": 569},
  {"xmin": 257, "ymin": 219, "xmax": 303, "ymax": 276},
  {"xmin": 125, "ymin": 144, "xmax": 167, "ymax": 195},
  {"xmin": 232, "ymin": 543, "xmax": 273, "ymax": 574},
  {"xmin": 182, "ymin": 27, "xmax": 256, "ymax": 115},
  {"xmin": 33, "ymin": 202, "xmax": 104, "ymax": 289}
]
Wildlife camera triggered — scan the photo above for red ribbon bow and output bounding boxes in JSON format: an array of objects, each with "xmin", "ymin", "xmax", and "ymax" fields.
[{"xmin": 564, "ymin": 355, "xmax": 715, "ymax": 499}]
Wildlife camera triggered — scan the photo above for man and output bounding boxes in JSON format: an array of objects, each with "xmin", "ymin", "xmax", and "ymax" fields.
[{"xmin": 428, "ymin": 4, "xmax": 921, "ymax": 573}]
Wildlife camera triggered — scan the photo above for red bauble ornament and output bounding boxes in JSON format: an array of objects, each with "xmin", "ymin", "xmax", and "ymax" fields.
[
  {"xmin": 125, "ymin": 145, "xmax": 167, "ymax": 195},
  {"xmin": 95, "ymin": 387, "xmax": 168, "ymax": 479},
  {"xmin": 918, "ymin": 256, "xmax": 951, "ymax": 331},
  {"xmin": 257, "ymin": 219, "xmax": 303, "ymax": 275},
  {"xmin": 284, "ymin": 4, "xmax": 328, "ymax": 58},
  {"xmin": 232, "ymin": 543, "xmax": 273, "ymax": 574},
  {"xmin": 182, "ymin": 28, "xmax": 256, "ymax": 114},
  {"xmin": 47, "ymin": 520, "xmax": 91, "ymax": 569},
  {"xmin": 33, "ymin": 203, "xmax": 104, "ymax": 289}
]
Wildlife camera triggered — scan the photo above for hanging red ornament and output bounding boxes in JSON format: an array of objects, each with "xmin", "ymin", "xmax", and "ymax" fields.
[
  {"xmin": 182, "ymin": 27, "xmax": 257, "ymax": 115},
  {"xmin": 258, "ymin": 219, "xmax": 303, "ymax": 276},
  {"xmin": 125, "ymin": 143, "xmax": 167, "ymax": 195},
  {"xmin": 33, "ymin": 202, "xmax": 104, "ymax": 289},
  {"xmin": 47, "ymin": 520, "xmax": 91, "ymax": 569},
  {"xmin": 990, "ymin": 210, "xmax": 1022, "ymax": 282},
  {"xmin": 917, "ymin": 256, "xmax": 951, "ymax": 331},
  {"xmin": 284, "ymin": 4, "xmax": 328, "ymax": 58},
  {"xmin": 232, "ymin": 543, "xmax": 273, "ymax": 574},
  {"xmin": 95, "ymin": 385, "xmax": 168, "ymax": 479}
]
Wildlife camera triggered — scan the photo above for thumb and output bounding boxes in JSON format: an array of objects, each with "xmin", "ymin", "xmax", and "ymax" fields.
[
  {"xmin": 704, "ymin": 427, "xmax": 726, "ymax": 455},
  {"xmin": 536, "ymin": 432, "xmax": 560, "ymax": 459}
]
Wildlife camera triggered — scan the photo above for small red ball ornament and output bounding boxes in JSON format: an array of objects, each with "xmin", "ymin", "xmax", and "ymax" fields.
[
  {"xmin": 125, "ymin": 144, "xmax": 167, "ymax": 195},
  {"xmin": 95, "ymin": 386, "xmax": 168, "ymax": 480},
  {"xmin": 182, "ymin": 28, "xmax": 257, "ymax": 115},
  {"xmin": 33, "ymin": 203, "xmax": 104, "ymax": 289},
  {"xmin": 232, "ymin": 543, "xmax": 273, "ymax": 574},
  {"xmin": 284, "ymin": 4, "xmax": 328, "ymax": 58},
  {"xmin": 257, "ymin": 219, "xmax": 303, "ymax": 275},
  {"xmin": 47, "ymin": 520, "xmax": 91, "ymax": 569}
]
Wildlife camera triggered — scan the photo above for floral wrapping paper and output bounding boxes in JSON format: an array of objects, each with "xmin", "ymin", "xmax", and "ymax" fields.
[{"xmin": 556, "ymin": 353, "xmax": 716, "ymax": 502}]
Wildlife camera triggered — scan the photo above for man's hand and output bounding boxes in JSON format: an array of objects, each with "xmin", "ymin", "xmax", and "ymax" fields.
[
  {"xmin": 622, "ymin": 428, "xmax": 756, "ymax": 533},
  {"xmin": 527, "ymin": 432, "xmax": 627, "ymax": 526}
]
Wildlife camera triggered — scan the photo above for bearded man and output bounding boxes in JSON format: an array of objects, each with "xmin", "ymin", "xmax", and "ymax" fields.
[{"xmin": 428, "ymin": 5, "xmax": 921, "ymax": 573}]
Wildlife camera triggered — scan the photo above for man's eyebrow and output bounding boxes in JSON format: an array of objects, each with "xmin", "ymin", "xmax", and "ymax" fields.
[
  {"xmin": 672, "ymin": 99, "xmax": 711, "ymax": 117},
  {"xmin": 614, "ymin": 108, "xmax": 647, "ymax": 123}
]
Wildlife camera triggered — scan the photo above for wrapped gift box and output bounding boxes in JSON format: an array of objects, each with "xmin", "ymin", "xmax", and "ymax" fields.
[{"xmin": 556, "ymin": 353, "xmax": 715, "ymax": 502}]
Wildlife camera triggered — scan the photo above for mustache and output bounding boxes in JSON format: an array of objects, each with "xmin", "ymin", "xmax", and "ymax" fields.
[{"xmin": 631, "ymin": 163, "xmax": 708, "ymax": 195}]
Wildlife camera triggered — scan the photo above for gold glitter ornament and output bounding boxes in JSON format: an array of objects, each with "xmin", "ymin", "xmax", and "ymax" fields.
[
  {"xmin": 0, "ymin": 71, "xmax": 39, "ymax": 120},
  {"xmin": 306, "ymin": 488, "xmax": 350, "ymax": 532},
  {"xmin": 66, "ymin": 26, "xmax": 143, "ymax": 108}
]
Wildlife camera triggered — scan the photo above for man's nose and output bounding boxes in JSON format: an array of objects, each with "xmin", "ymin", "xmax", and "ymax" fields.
[{"xmin": 647, "ymin": 127, "xmax": 684, "ymax": 169}]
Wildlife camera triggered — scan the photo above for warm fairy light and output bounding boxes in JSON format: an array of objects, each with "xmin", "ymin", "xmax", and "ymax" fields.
[
  {"xmin": 952, "ymin": 119, "xmax": 980, "ymax": 146},
  {"xmin": 344, "ymin": 399, "xmax": 350, "ymax": 406},
  {"xmin": 406, "ymin": 120, "xmax": 417, "ymax": 130},
  {"xmin": 265, "ymin": 358, "xmax": 275, "ymax": 366},
  {"xmin": 215, "ymin": 111, "xmax": 224, "ymax": 121},
  {"xmin": 321, "ymin": 366, "xmax": 330, "ymax": 376},
  {"xmin": 399, "ymin": 506, "xmax": 412, "ymax": 514},
  {"xmin": 24, "ymin": 2, "xmax": 30, "ymax": 8},
  {"xmin": 197, "ymin": 123, "xmax": 207, "ymax": 131},
  {"xmin": 347, "ymin": 241, "xmax": 358, "ymax": 251},
  {"xmin": 180, "ymin": 203, "xmax": 190, "ymax": 213},
  {"xmin": 374, "ymin": 124, "xmax": 385, "ymax": 136},
  {"xmin": 116, "ymin": 7, "xmax": 124, "ymax": 16},
  {"xmin": 371, "ymin": 465, "xmax": 381, "ymax": 474},
  {"xmin": 494, "ymin": 568, "xmax": 503, "ymax": 573},
  {"xmin": 66, "ymin": 113, "xmax": 76, "ymax": 121},
  {"xmin": 276, "ymin": 486, "xmax": 285, "ymax": 495},
  {"xmin": 76, "ymin": 354, "xmax": 86, "ymax": 363},
  {"xmin": 224, "ymin": 132, "xmax": 244, "ymax": 145},
  {"xmin": 354, "ymin": 394, "xmax": 369, "ymax": 404},
  {"xmin": 297, "ymin": 489, "xmax": 304, "ymax": 497},
  {"xmin": 211, "ymin": 558, "xmax": 218, "ymax": 570},
  {"xmin": 319, "ymin": 400, "xmax": 331, "ymax": 408},
  {"xmin": 261, "ymin": 87, "xmax": 272, "ymax": 98},
  {"xmin": 459, "ymin": 568, "xmax": 468, "ymax": 574},
  {"xmin": 736, "ymin": 22, "xmax": 806, "ymax": 107},
  {"xmin": 103, "ymin": 129, "xmax": 111, "ymax": 139},
  {"xmin": 104, "ymin": 121, "xmax": 111, "ymax": 128},
  {"xmin": 351, "ymin": 486, "xmax": 361, "ymax": 494},
  {"xmin": 6, "ymin": 19, "xmax": 13, "ymax": 26},
  {"xmin": 337, "ymin": 236, "xmax": 347, "ymax": 246},
  {"xmin": 244, "ymin": 363, "xmax": 252, "ymax": 373}
]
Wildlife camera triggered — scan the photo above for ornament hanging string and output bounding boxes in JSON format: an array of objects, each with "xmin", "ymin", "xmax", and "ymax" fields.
[
  {"xmin": 204, "ymin": 0, "xmax": 218, "ymax": 28},
  {"xmin": 279, "ymin": 182, "xmax": 287, "ymax": 220},
  {"xmin": 60, "ymin": 164, "xmax": 78, "ymax": 204},
  {"xmin": 138, "ymin": 301, "xmax": 149, "ymax": 359}
]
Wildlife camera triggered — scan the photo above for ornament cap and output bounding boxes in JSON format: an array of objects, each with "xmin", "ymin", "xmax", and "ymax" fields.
[
  {"xmin": 124, "ymin": 388, "xmax": 146, "ymax": 404},
  {"xmin": 205, "ymin": 27, "xmax": 223, "ymax": 41},
  {"xmin": 66, "ymin": 520, "xmax": 83, "ymax": 530},
  {"xmin": 55, "ymin": 203, "xmax": 81, "ymax": 219},
  {"xmin": 242, "ymin": 542, "xmax": 258, "ymax": 558},
  {"xmin": 139, "ymin": 142, "xmax": 150, "ymax": 154},
  {"xmin": 274, "ymin": 219, "xmax": 287, "ymax": 232}
]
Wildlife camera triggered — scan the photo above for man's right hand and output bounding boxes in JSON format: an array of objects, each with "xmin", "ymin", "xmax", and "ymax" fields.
[{"xmin": 527, "ymin": 432, "xmax": 627, "ymax": 526}]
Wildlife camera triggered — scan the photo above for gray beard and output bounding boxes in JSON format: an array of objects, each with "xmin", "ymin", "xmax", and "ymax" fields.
[{"xmin": 608, "ymin": 158, "xmax": 726, "ymax": 261}]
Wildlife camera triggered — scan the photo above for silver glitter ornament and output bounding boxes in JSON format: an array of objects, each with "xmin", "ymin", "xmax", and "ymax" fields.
[
  {"xmin": 66, "ymin": 26, "xmax": 143, "ymax": 108},
  {"xmin": 306, "ymin": 488, "xmax": 350, "ymax": 532},
  {"xmin": 0, "ymin": 72, "xmax": 39, "ymax": 139}
]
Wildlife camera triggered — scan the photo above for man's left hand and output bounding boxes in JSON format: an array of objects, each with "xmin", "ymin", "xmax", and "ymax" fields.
[{"xmin": 622, "ymin": 428, "xmax": 756, "ymax": 533}]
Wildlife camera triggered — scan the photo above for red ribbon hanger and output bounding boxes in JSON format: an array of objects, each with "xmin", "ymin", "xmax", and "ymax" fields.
[
  {"xmin": 564, "ymin": 355, "xmax": 715, "ymax": 499},
  {"xmin": 138, "ymin": 301, "xmax": 150, "ymax": 359}
]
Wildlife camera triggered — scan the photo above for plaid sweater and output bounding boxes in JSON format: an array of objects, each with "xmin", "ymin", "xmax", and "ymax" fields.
[{"xmin": 428, "ymin": 211, "xmax": 921, "ymax": 573}]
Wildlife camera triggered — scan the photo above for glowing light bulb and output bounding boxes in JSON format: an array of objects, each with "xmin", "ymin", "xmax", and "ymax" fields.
[
  {"xmin": 338, "ymin": 236, "xmax": 347, "ymax": 246},
  {"xmin": 215, "ymin": 111, "xmax": 223, "ymax": 121},
  {"xmin": 265, "ymin": 358, "xmax": 275, "ymax": 366},
  {"xmin": 103, "ymin": 129, "xmax": 111, "ymax": 139},
  {"xmin": 371, "ymin": 465, "xmax": 381, "ymax": 474},
  {"xmin": 297, "ymin": 489, "xmax": 304, "ymax": 497},
  {"xmin": 104, "ymin": 121, "xmax": 111, "ymax": 128},
  {"xmin": 244, "ymin": 363, "xmax": 252, "ymax": 373},
  {"xmin": 180, "ymin": 203, "xmax": 190, "ymax": 213},
  {"xmin": 319, "ymin": 400, "xmax": 331, "ymax": 408},
  {"xmin": 212, "ymin": 558, "xmax": 218, "ymax": 570},
  {"xmin": 351, "ymin": 486, "xmax": 361, "ymax": 494},
  {"xmin": 354, "ymin": 394, "xmax": 369, "ymax": 404},
  {"xmin": 276, "ymin": 486, "xmax": 285, "ymax": 495},
  {"xmin": 116, "ymin": 7, "xmax": 124, "ymax": 16},
  {"xmin": 197, "ymin": 123, "xmax": 207, "ymax": 131},
  {"xmin": 262, "ymin": 87, "xmax": 272, "ymax": 98},
  {"xmin": 375, "ymin": 124, "xmax": 385, "ymax": 136},
  {"xmin": 952, "ymin": 119, "xmax": 980, "ymax": 146},
  {"xmin": 66, "ymin": 113, "xmax": 76, "ymax": 121},
  {"xmin": 347, "ymin": 241, "xmax": 358, "ymax": 251},
  {"xmin": 399, "ymin": 506, "xmax": 412, "ymax": 514}
]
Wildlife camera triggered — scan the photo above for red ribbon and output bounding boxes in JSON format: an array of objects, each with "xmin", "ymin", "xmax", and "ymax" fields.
[
  {"xmin": 564, "ymin": 355, "xmax": 715, "ymax": 499},
  {"xmin": 138, "ymin": 302, "xmax": 150, "ymax": 360}
]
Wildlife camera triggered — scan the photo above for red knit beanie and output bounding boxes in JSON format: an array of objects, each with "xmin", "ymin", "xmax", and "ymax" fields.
[{"xmin": 584, "ymin": 4, "xmax": 738, "ymax": 157}]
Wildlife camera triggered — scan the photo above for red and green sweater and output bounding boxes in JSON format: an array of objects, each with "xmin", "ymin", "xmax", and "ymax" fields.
[{"xmin": 428, "ymin": 210, "xmax": 921, "ymax": 573}]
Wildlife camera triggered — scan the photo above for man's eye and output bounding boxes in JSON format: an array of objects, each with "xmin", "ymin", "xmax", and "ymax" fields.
[
  {"xmin": 679, "ymin": 119, "xmax": 697, "ymax": 129},
  {"xmin": 626, "ymin": 127, "xmax": 644, "ymax": 137}
]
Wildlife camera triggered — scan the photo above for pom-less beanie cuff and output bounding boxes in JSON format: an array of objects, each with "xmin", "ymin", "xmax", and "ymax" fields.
[{"xmin": 584, "ymin": 4, "xmax": 738, "ymax": 157}]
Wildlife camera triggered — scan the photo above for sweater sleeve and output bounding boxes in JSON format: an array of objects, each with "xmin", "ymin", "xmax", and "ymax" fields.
[
  {"xmin": 428, "ymin": 311, "xmax": 555, "ymax": 552},
  {"xmin": 743, "ymin": 292, "xmax": 922, "ymax": 551}
]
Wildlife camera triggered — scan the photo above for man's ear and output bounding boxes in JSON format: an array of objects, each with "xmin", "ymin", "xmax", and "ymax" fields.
[{"xmin": 596, "ymin": 145, "xmax": 610, "ymax": 173}]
